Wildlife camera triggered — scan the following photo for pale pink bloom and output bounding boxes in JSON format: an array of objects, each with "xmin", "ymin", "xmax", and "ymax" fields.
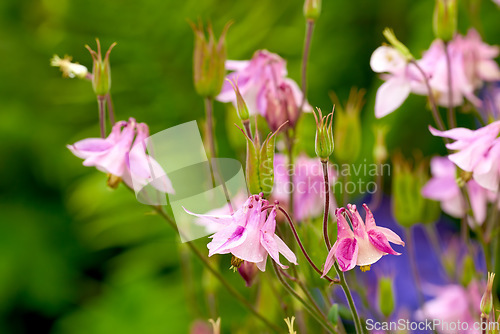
[
  {"xmin": 68, "ymin": 118, "xmax": 174, "ymax": 193},
  {"xmin": 416, "ymin": 282, "xmax": 482, "ymax": 334},
  {"xmin": 217, "ymin": 50, "xmax": 311, "ymax": 128},
  {"xmin": 322, "ymin": 204, "xmax": 404, "ymax": 273},
  {"xmin": 184, "ymin": 194, "xmax": 297, "ymax": 271},
  {"xmin": 371, "ymin": 29, "xmax": 500, "ymax": 118},
  {"xmin": 272, "ymin": 154, "xmax": 337, "ymax": 222},
  {"xmin": 429, "ymin": 121, "xmax": 500, "ymax": 192},
  {"xmin": 422, "ymin": 157, "xmax": 491, "ymax": 225}
]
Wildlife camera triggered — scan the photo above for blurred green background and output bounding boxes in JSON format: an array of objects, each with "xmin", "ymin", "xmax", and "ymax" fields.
[{"xmin": 0, "ymin": 0, "xmax": 498, "ymax": 333}]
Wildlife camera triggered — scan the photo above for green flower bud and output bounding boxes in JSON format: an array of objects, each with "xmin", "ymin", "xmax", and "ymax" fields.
[
  {"xmin": 327, "ymin": 304, "xmax": 339, "ymax": 327},
  {"xmin": 85, "ymin": 39, "xmax": 116, "ymax": 97},
  {"xmin": 433, "ymin": 0, "xmax": 457, "ymax": 42},
  {"xmin": 313, "ymin": 107, "xmax": 334, "ymax": 162},
  {"xmin": 392, "ymin": 154, "xmax": 437, "ymax": 227},
  {"xmin": 243, "ymin": 122, "xmax": 286, "ymax": 197},
  {"xmin": 373, "ymin": 125, "xmax": 389, "ymax": 165},
  {"xmin": 378, "ymin": 277, "xmax": 395, "ymax": 318},
  {"xmin": 303, "ymin": 0, "xmax": 321, "ymax": 21},
  {"xmin": 480, "ymin": 272, "xmax": 495, "ymax": 317},
  {"xmin": 330, "ymin": 88, "xmax": 364, "ymax": 164},
  {"xmin": 191, "ymin": 20, "xmax": 231, "ymax": 98},
  {"xmin": 383, "ymin": 28, "xmax": 414, "ymax": 61},
  {"xmin": 460, "ymin": 254, "xmax": 476, "ymax": 287},
  {"xmin": 227, "ymin": 78, "xmax": 249, "ymax": 121}
]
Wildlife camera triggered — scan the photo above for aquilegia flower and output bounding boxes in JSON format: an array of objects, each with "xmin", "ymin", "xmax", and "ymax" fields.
[
  {"xmin": 371, "ymin": 29, "xmax": 500, "ymax": 118},
  {"xmin": 272, "ymin": 154, "xmax": 337, "ymax": 222},
  {"xmin": 429, "ymin": 121, "xmax": 500, "ymax": 192},
  {"xmin": 422, "ymin": 157, "xmax": 492, "ymax": 226},
  {"xmin": 217, "ymin": 50, "xmax": 311, "ymax": 130},
  {"xmin": 68, "ymin": 117, "xmax": 174, "ymax": 193},
  {"xmin": 322, "ymin": 204, "xmax": 404, "ymax": 273},
  {"xmin": 184, "ymin": 194, "xmax": 297, "ymax": 271}
]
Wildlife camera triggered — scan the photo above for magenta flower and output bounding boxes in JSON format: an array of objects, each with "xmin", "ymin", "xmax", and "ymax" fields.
[
  {"xmin": 371, "ymin": 29, "xmax": 500, "ymax": 118},
  {"xmin": 429, "ymin": 121, "xmax": 500, "ymax": 192},
  {"xmin": 272, "ymin": 154, "xmax": 337, "ymax": 222},
  {"xmin": 422, "ymin": 157, "xmax": 492, "ymax": 225},
  {"xmin": 68, "ymin": 118, "xmax": 174, "ymax": 193},
  {"xmin": 217, "ymin": 50, "xmax": 311, "ymax": 129},
  {"xmin": 184, "ymin": 194, "xmax": 297, "ymax": 271},
  {"xmin": 322, "ymin": 204, "xmax": 404, "ymax": 273}
]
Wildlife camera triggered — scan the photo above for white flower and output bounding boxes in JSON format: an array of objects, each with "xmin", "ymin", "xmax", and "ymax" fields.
[{"xmin": 50, "ymin": 55, "xmax": 88, "ymax": 79}]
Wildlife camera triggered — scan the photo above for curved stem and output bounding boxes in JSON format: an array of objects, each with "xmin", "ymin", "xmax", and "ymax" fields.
[
  {"xmin": 97, "ymin": 95, "xmax": 106, "ymax": 138},
  {"xmin": 153, "ymin": 205, "xmax": 281, "ymax": 333},
  {"xmin": 322, "ymin": 160, "xmax": 332, "ymax": 251},
  {"xmin": 410, "ymin": 60, "xmax": 448, "ymax": 137},
  {"xmin": 272, "ymin": 262, "xmax": 336, "ymax": 334},
  {"xmin": 335, "ymin": 264, "xmax": 363, "ymax": 334},
  {"xmin": 278, "ymin": 206, "xmax": 339, "ymax": 284},
  {"xmin": 300, "ymin": 19, "xmax": 315, "ymax": 111},
  {"xmin": 444, "ymin": 42, "xmax": 456, "ymax": 129},
  {"xmin": 286, "ymin": 132, "xmax": 295, "ymax": 219},
  {"xmin": 106, "ymin": 93, "xmax": 116, "ymax": 125}
]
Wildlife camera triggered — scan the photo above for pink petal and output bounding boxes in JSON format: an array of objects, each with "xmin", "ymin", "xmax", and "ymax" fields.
[
  {"xmin": 367, "ymin": 229, "xmax": 401, "ymax": 255},
  {"xmin": 260, "ymin": 231, "xmax": 287, "ymax": 269},
  {"xmin": 274, "ymin": 235, "xmax": 297, "ymax": 265},
  {"xmin": 208, "ymin": 225, "xmax": 248, "ymax": 256},
  {"xmin": 370, "ymin": 46, "xmax": 407, "ymax": 73},
  {"xmin": 335, "ymin": 237, "xmax": 359, "ymax": 271},
  {"xmin": 421, "ymin": 178, "xmax": 460, "ymax": 200},
  {"xmin": 373, "ymin": 226, "xmax": 405, "ymax": 246},
  {"xmin": 322, "ymin": 245, "xmax": 337, "ymax": 277},
  {"xmin": 375, "ymin": 77, "xmax": 411, "ymax": 118},
  {"xmin": 335, "ymin": 208, "xmax": 354, "ymax": 239}
]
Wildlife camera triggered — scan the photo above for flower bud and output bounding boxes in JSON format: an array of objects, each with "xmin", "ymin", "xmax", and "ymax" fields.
[
  {"xmin": 85, "ymin": 39, "xmax": 116, "ymax": 97},
  {"xmin": 480, "ymin": 272, "xmax": 495, "ymax": 317},
  {"xmin": 373, "ymin": 125, "xmax": 389, "ymax": 165},
  {"xmin": 327, "ymin": 304, "xmax": 339, "ymax": 327},
  {"xmin": 237, "ymin": 261, "xmax": 259, "ymax": 287},
  {"xmin": 330, "ymin": 88, "xmax": 364, "ymax": 164},
  {"xmin": 433, "ymin": 0, "xmax": 457, "ymax": 42},
  {"xmin": 243, "ymin": 122, "xmax": 287, "ymax": 197},
  {"xmin": 313, "ymin": 107, "xmax": 334, "ymax": 162},
  {"xmin": 227, "ymin": 78, "xmax": 249, "ymax": 121},
  {"xmin": 460, "ymin": 254, "xmax": 476, "ymax": 287},
  {"xmin": 303, "ymin": 0, "xmax": 321, "ymax": 21},
  {"xmin": 191, "ymin": 20, "xmax": 231, "ymax": 98},
  {"xmin": 378, "ymin": 277, "xmax": 395, "ymax": 318},
  {"xmin": 383, "ymin": 28, "xmax": 414, "ymax": 61},
  {"xmin": 265, "ymin": 82, "xmax": 300, "ymax": 132},
  {"xmin": 50, "ymin": 55, "xmax": 88, "ymax": 79},
  {"xmin": 392, "ymin": 154, "xmax": 437, "ymax": 227}
]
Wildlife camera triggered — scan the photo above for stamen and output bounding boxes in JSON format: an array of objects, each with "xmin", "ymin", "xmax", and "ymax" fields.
[{"xmin": 360, "ymin": 265, "xmax": 371, "ymax": 272}]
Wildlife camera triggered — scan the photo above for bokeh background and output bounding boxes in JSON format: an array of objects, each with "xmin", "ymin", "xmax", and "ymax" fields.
[{"xmin": 0, "ymin": 0, "xmax": 499, "ymax": 333}]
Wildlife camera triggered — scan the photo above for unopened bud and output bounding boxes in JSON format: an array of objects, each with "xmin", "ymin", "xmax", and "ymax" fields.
[
  {"xmin": 460, "ymin": 254, "xmax": 476, "ymax": 286},
  {"xmin": 480, "ymin": 272, "xmax": 495, "ymax": 316},
  {"xmin": 303, "ymin": 0, "xmax": 321, "ymax": 21},
  {"xmin": 85, "ymin": 39, "xmax": 116, "ymax": 97},
  {"xmin": 313, "ymin": 107, "xmax": 334, "ymax": 162},
  {"xmin": 265, "ymin": 82, "xmax": 300, "ymax": 132},
  {"xmin": 191, "ymin": 20, "xmax": 231, "ymax": 98},
  {"xmin": 373, "ymin": 125, "xmax": 389, "ymax": 164},
  {"xmin": 227, "ymin": 79, "xmax": 249, "ymax": 121},
  {"xmin": 383, "ymin": 28, "xmax": 414, "ymax": 61},
  {"xmin": 433, "ymin": 0, "xmax": 457, "ymax": 42},
  {"xmin": 378, "ymin": 277, "xmax": 395, "ymax": 318},
  {"xmin": 327, "ymin": 304, "xmax": 339, "ymax": 327},
  {"xmin": 237, "ymin": 261, "xmax": 259, "ymax": 287}
]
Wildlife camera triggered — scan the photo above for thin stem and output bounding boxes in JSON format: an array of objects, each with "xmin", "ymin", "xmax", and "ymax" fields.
[
  {"xmin": 204, "ymin": 97, "xmax": 234, "ymax": 213},
  {"xmin": 334, "ymin": 262, "xmax": 363, "ymax": 334},
  {"xmin": 97, "ymin": 95, "xmax": 106, "ymax": 138},
  {"xmin": 106, "ymin": 93, "xmax": 116, "ymax": 125},
  {"xmin": 444, "ymin": 42, "xmax": 456, "ymax": 129},
  {"xmin": 286, "ymin": 132, "xmax": 295, "ymax": 219},
  {"xmin": 410, "ymin": 60, "xmax": 448, "ymax": 137},
  {"xmin": 272, "ymin": 262, "xmax": 336, "ymax": 334},
  {"xmin": 322, "ymin": 160, "xmax": 332, "ymax": 251},
  {"xmin": 278, "ymin": 206, "xmax": 339, "ymax": 284},
  {"xmin": 243, "ymin": 119, "xmax": 253, "ymax": 141},
  {"xmin": 299, "ymin": 19, "xmax": 315, "ymax": 111},
  {"xmin": 153, "ymin": 206, "xmax": 280, "ymax": 333}
]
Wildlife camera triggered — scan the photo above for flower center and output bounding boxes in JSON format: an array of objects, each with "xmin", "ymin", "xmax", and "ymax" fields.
[
  {"xmin": 230, "ymin": 256, "xmax": 244, "ymax": 272},
  {"xmin": 107, "ymin": 174, "xmax": 122, "ymax": 189},
  {"xmin": 360, "ymin": 265, "xmax": 371, "ymax": 272}
]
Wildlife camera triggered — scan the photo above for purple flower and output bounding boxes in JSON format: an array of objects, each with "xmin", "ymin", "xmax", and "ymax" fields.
[
  {"xmin": 422, "ymin": 157, "xmax": 492, "ymax": 225},
  {"xmin": 217, "ymin": 50, "xmax": 311, "ymax": 129},
  {"xmin": 322, "ymin": 204, "xmax": 404, "ymax": 273},
  {"xmin": 371, "ymin": 29, "xmax": 500, "ymax": 118},
  {"xmin": 68, "ymin": 118, "xmax": 174, "ymax": 193},
  {"xmin": 429, "ymin": 121, "xmax": 500, "ymax": 192},
  {"xmin": 272, "ymin": 154, "xmax": 337, "ymax": 222},
  {"xmin": 184, "ymin": 194, "xmax": 297, "ymax": 271}
]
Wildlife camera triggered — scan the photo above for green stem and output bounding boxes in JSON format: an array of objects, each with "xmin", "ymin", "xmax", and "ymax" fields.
[
  {"xmin": 153, "ymin": 206, "xmax": 280, "ymax": 333},
  {"xmin": 334, "ymin": 263, "xmax": 363, "ymax": 334},
  {"xmin": 106, "ymin": 93, "xmax": 116, "ymax": 125},
  {"xmin": 322, "ymin": 160, "xmax": 332, "ymax": 251},
  {"xmin": 444, "ymin": 42, "xmax": 456, "ymax": 129},
  {"xmin": 97, "ymin": 95, "xmax": 106, "ymax": 138},
  {"xmin": 300, "ymin": 19, "xmax": 315, "ymax": 111}
]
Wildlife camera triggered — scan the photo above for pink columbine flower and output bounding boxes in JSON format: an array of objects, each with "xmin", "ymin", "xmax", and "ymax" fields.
[
  {"xmin": 184, "ymin": 194, "xmax": 297, "ymax": 271},
  {"xmin": 272, "ymin": 154, "xmax": 337, "ymax": 222},
  {"xmin": 422, "ymin": 157, "xmax": 491, "ymax": 226},
  {"xmin": 429, "ymin": 121, "xmax": 500, "ymax": 192},
  {"xmin": 322, "ymin": 204, "xmax": 404, "ymax": 273},
  {"xmin": 371, "ymin": 29, "xmax": 500, "ymax": 118},
  {"xmin": 68, "ymin": 118, "xmax": 174, "ymax": 193},
  {"xmin": 217, "ymin": 50, "xmax": 311, "ymax": 129}
]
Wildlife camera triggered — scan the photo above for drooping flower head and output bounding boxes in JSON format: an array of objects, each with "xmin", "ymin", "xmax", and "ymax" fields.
[
  {"xmin": 322, "ymin": 204, "xmax": 404, "ymax": 274},
  {"xmin": 184, "ymin": 194, "xmax": 297, "ymax": 271}
]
